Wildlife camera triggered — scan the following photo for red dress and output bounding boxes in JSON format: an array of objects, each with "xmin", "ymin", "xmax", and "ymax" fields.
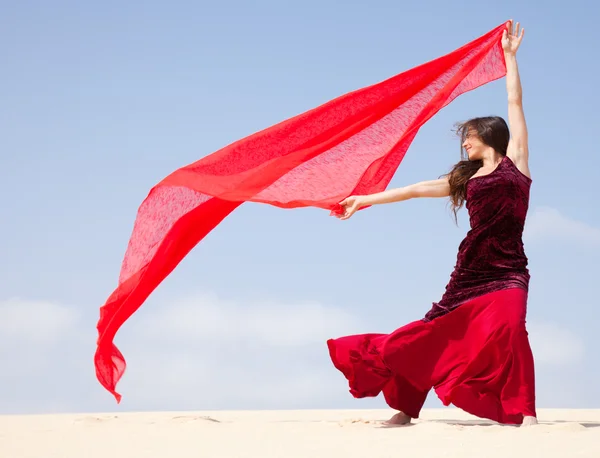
[{"xmin": 327, "ymin": 156, "xmax": 536, "ymax": 424}]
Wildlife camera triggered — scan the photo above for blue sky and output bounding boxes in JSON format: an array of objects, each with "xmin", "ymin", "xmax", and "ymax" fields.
[{"xmin": 1, "ymin": 1, "xmax": 599, "ymax": 414}]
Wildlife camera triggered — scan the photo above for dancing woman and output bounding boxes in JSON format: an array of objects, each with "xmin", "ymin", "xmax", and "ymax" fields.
[{"xmin": 328, "ymin": 20, "xmax": 537, "ymax": 426}]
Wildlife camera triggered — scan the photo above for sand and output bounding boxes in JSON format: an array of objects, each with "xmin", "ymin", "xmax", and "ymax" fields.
[{"xmin": 1, "ymin": 408, "xmax": 599, "ymax": 458}]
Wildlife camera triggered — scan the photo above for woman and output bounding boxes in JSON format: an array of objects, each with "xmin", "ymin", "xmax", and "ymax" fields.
[{"xmin": 328, "ymin": 21, "xmax": 537, "ymax": 426}]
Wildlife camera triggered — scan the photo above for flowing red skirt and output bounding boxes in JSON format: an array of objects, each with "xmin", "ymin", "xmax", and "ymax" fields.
[{"xmin": 327, "ymin": 288, "xmax": 536, "ymax": 425}]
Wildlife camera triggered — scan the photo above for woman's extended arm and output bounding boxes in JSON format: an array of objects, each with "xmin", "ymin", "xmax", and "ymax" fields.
[
  {"xmin": 337, "ymin": 177, "xmax": 449, "ymax": 220},
  {"xmin": 502, "ymin": 20, "xmax": 530, "ymax": 178}
]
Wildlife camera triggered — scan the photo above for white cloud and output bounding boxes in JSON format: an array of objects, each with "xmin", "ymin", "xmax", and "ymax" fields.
[
  {"xmin": 0, "ymin": 293, "xmax": 366, "ymax": 412},
  {"xmin": 0, "ymin": 298, "xmax": 81, "ymax": 380},
  {"xmin": 116, "ymin": 293, "xmax": 366, "ymax": 409},
  {"xmin": 131, "ymin": 292, "xmax": 362, "ymax": 346},
  {"xmin": 524, "ymin": 206, "xmax": 600, "ymax": 246},
  {"xmin": 0, "ymin": 298, "xmax": 78, "ymax": 343},
  {"xmin": 528, "ymin": 322, "xmax": 585, "ymax": 366}
]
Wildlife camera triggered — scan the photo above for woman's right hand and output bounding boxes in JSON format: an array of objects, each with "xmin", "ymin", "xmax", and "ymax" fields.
[{"xmin": 337, "ymin": 195, "xmax": 366, "ymax": 220}]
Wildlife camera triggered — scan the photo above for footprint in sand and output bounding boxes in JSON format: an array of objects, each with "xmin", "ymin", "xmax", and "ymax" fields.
[
  {"xmin": 541, "ymin": 422, "xmax": 587, "ymax": 432},
  {"xmin": 338, "ymin": 419, "xmax": 401, "ymax": 428},
  {"xmin": 171, "ymin": 415, "xmax": 221, "ymax": 424},
  {"xmin": 74, "ymin": 415, "xmax": 119, "ymax": 425}
]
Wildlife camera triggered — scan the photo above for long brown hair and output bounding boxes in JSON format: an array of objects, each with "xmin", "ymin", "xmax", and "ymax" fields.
[{"xmin": 443, "ymin": 116, "xmax": 510, "ymax": 221}]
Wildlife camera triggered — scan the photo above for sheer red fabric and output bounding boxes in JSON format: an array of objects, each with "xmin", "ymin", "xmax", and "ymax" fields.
[{"xmin": 95, "ymin": 22, "xmax": 510, "ymax": 401}]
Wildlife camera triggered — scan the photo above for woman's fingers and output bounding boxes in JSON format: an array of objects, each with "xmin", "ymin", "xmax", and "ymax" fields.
[{"xmin": 340, "ymin": 204, "xmax": 356, "ymax": 220}]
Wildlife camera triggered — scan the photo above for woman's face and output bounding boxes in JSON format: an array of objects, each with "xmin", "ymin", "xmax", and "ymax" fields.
[{"xmin": 462, "ymin": 129, "xmax": 486, "ymax": 160}]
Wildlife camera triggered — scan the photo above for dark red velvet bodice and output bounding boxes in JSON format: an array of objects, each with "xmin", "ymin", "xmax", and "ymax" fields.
[{"xmin": 424, "ymin": 155, "xmax": 532, "ymax": 321}]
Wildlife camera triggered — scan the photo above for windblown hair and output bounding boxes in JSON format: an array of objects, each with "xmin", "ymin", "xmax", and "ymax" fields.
[{"xmin": 444, "ymin": 116, "xmax": 510, "ymax": 221}]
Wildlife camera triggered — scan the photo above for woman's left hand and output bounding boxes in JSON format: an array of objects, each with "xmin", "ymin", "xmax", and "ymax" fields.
[{"xmin": 502, "ymin": 20, "xmax": 524, "ymax": 55}]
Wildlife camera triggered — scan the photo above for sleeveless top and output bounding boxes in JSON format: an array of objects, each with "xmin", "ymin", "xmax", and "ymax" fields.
[{"xmin": 424, "ymin": 155, "xmax": 532, "ymax": 322}]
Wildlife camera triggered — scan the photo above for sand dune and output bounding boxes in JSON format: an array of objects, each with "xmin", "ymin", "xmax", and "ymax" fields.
[{"xmin": 1, "ymin": 409, "xmax": 599, "ymax": 458}]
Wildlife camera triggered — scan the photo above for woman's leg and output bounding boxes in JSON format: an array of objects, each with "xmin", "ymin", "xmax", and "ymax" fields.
[{"xmin": 383, "ymin": 374, "xmax": 431, "ymax": 422}]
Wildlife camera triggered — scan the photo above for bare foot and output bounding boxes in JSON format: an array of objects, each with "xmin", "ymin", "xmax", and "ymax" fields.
[
  {"xmin": 521, "ymin": 416, "xmax": 538, "ymax": 427},
  {"xmin": 384, "ymin": 411, "xmax": 412, "ymax": 426}
]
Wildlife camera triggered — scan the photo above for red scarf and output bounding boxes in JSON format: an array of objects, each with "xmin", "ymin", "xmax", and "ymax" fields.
[{"xmin": 95, "ymin": 22, "xmax": 509, "ymax": 402}]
